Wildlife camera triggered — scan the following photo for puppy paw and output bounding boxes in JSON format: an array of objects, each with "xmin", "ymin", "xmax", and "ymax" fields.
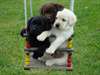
[
  {"xmin": 37, "ymin": 35, "xmax": 46, "ymax": 41},
  {"xmin": 46, "ymin": 48, "xmax": 55, "ymax": 54},
  {"xmin": 45, "ymin": 60, "xmax": 54, "ymax": 66}
]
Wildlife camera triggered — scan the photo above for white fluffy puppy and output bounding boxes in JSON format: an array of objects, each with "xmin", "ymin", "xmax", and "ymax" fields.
[{"xmin": 37, "ymin": 8, "xmax": 77, "ymax": 66}]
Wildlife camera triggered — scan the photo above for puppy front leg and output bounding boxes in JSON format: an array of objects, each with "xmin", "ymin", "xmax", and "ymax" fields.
[
  {"xmin": 37, "ymin": 31, "xmax": 51, "ymax": 41},
  {"xmin": 46, "ymin": 37, "xmax": 66, "ymax": 54}
]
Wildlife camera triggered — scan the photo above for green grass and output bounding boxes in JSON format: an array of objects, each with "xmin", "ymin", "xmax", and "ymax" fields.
[{"xmin": 0, "ymin": 0, "xmax": 100, "ymax": 75}]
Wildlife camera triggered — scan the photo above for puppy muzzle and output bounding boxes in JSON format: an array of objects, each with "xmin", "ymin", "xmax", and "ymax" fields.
[{"xmin": 55, "ymin": 23, "xmax": 60, "ymax": 28}]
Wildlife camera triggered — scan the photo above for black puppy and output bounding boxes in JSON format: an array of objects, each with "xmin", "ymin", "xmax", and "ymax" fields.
[{"xmin": 20, "ymin": 16, "xmax": 52, "ymax": 59}]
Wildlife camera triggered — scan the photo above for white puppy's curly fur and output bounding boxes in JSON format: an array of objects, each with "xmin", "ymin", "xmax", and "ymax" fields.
[{"xmin": 37, "ymin": 8, "xmax": 77, "ymax": 66}]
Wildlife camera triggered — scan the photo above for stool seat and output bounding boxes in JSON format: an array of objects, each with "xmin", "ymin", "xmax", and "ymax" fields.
[
  {"xmin": 24, "ymin": 47, "xmax": 74, "ymax": 52},
  {"xmin": 24, "ymin": 47, "xmax": 38, "ymax": 52}
]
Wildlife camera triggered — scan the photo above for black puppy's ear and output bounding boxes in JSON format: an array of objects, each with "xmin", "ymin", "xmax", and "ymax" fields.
[
  {"xmin": 27, "ymin": 17, "xmax": 35, "ymax": 33},
  {"xmin": 27, "ymin": 17, "xmax": 33, "ymax": 27},
  {"xmin": 20, "ymin": 17, "xmax": 34, "ymax": 37}
]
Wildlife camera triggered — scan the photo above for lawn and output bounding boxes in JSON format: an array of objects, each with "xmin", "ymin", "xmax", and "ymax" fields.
[{"xmin": 0, "ymin": 0, "xmax": 100, "ymax": 75}]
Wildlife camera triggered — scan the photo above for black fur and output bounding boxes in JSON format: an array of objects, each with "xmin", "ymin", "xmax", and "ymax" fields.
[{"xmin": 21, "ymin": 16, "xmax": 52, "ymax": 59}]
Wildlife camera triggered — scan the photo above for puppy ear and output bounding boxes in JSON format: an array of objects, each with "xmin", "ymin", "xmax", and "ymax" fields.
[{"xmin": 68, "ymin": 12, "xmax": 77, "ymax": 25}]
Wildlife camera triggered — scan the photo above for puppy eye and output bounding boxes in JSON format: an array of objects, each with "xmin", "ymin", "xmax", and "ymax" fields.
[{"xmin": 62, "ymin": 18, "xmax": 66, "ymax": 22}]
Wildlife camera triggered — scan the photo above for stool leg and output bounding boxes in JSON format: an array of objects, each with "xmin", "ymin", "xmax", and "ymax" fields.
[
  {"xmin": 66, "ymin": 37, "xmax": 73, "ymax": 71},
  {"xmin": 24, "ymin": 40, "xmax": 31, "ymax": 70},
  {"xmin": 25, "ymin": 40, "xmax": 31, "ymax": 48},
  {"xmin": 67, "ymin": 38, "xmax": 73, "ymax": 49},
  {"xmin": 24, "ymin": 51, "xmax": 31, "ymax": 70},
  {"xmin": 66, "ymin": 52, "xmax": 73, "ymax": 71}
]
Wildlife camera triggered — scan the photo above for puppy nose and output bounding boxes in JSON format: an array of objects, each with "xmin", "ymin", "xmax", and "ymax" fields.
[{"xmin": 55, "ymin": 24, "xmax": 60, "ymax": 28}]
